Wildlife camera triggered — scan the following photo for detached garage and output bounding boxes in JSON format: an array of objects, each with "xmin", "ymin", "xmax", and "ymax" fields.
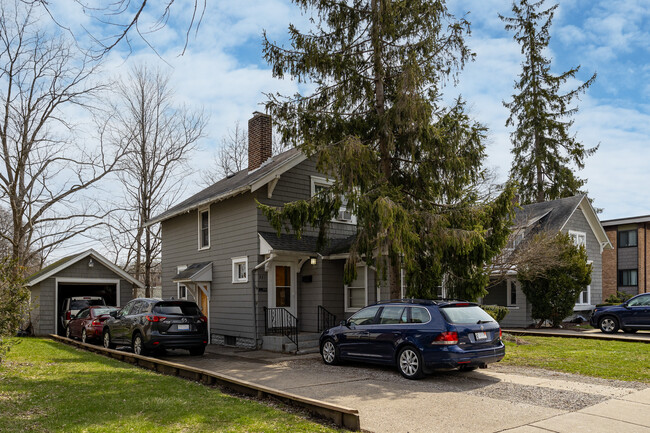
[{"xmin": 26, "ymin": 249, "xmax": 144, "ymax": 335}]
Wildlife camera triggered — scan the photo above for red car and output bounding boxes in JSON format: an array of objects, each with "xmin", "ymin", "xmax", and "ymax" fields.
[{"xmin": 66, "ymin": 306, "xmax": 120, "ymax": 344}]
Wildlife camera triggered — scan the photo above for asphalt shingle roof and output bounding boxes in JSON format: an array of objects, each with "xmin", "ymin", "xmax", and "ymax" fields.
[
  {"xmin": 259, "ymin": 231, "xmax": 355, "ymax": 255},
  {"xmin": 514, "ymin": 194, "xmax": 584, "ymax": 236}
]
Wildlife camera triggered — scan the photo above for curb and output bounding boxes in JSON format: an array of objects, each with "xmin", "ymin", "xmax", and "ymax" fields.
[
  {"xmin": 49, "ymin": 334, "xmax": 360, "ymax": 431},
  {"xmin": 502, "ymin": 328, "xmax": 650, "ymax": 343}
]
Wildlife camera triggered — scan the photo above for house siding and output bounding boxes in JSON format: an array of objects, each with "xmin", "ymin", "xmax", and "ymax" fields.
[
  {"xmin": 561, "ymin": 207, "xmax": 603, "ymax": 306},
  {"xmin": 602, "ymin": 227, "xmax": 617, "ymax": 300},
  {"xmin": 161, "ymin": 192, "xmax": 259, "ymax": 345}
]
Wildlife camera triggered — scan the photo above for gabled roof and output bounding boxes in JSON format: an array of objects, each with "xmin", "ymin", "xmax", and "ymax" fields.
[
  {"xmin": 27, "ymin": 249, "xmax": 145, "ymax": 288},
  {"xmin": 147, "ymin": 148, "xmax": 307, "ymax": 226},
  {"xmin": 514, "ymin": 195, "xmax": 612, "ymax": 251},
  {"xmin": 173, "ymin": 262, "xmax": 212, "ymax": 283}
]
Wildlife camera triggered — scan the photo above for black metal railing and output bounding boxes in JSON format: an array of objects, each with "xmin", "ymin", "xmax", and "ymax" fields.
[
  {"xmin": 317, "ymin": 305, "xmax": 337, "ymax": 332},
  {"xmin": 264, "ymin": 307, "xmax": 299, "ymax": 351}
]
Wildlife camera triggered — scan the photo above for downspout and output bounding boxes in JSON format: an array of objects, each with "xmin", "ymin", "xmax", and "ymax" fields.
[{"xmin": 645, "ymin": 222, "xmax": 647, "ymax": 293}]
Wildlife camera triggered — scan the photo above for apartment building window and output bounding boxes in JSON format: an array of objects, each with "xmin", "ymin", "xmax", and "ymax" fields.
[
  {"xmin": 619, "ymin": 269, "xmax": 638, "ymax": 287},
  {"xmin": 618, "ymin": 229, "xmax": 637, "ymax": 247}
]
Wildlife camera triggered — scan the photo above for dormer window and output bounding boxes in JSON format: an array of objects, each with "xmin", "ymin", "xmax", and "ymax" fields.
[{"xmin": 198, "ymin": 208, "xmax": 210, "ymax": 250}]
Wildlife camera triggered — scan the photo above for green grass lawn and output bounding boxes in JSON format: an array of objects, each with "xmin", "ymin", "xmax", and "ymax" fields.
[
  {"xmin": 503, "ymin": 335, "xmax": 650, "ymax": 383},
  {"xmin": 0, "ymin": 338, "xmax": 341, "ymax": 433}
]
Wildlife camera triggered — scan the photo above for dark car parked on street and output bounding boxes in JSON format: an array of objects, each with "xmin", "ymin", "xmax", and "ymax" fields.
[
  {"xmin": 102, "ymin": 298, "xmax": 208, "ymax": 356},
  {"xmin": 66, "ymin": 306, "xmax": 119, "ymax": 343},
  {"xmin": 590, "ymin": 293, "xmax": 650, "ymax": 333},
  {"xmin": 319, "ymin": 299, "xmax": 504, "ymax": 379}
]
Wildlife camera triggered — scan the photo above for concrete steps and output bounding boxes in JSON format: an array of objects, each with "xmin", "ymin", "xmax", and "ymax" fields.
[{"xmin": 262, "ymin": 332, "xmax": 321, "ymax": 354}]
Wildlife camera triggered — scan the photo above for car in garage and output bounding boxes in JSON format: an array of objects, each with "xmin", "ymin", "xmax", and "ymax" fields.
[
  {"xmin": 60, "ymin": 296, "xmax": 106, "ymax": 330},
  {"xmin": 65, "ymin": 306, "xmax": 119, "ymax": 343},
  {"xmin": 102, "ymin": 298, "xmax": 208, "ymax": 356},
  {"xmin": 319, "ymin": 299, "xmax": 504, "ymax": 379},
  {"xmin": 590, "ymin": 293, "xmax": 650, "ymax": 333}
]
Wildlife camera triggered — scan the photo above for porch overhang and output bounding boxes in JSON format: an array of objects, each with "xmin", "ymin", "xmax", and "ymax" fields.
[
  {"xmin": 173, "ymin": 262, "xmax": 212, "ymax": 283},
  {"xmin": 258, "ymin": 231, "xmax": 355, "ymax": 257}
]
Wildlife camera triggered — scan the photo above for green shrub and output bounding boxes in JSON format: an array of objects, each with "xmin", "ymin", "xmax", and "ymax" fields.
[
  {"xmin": 604, "ymin": 291, "xmax": 633, "ymax": 304},
  {"xmin": 481, "ymin": 305, "xmax": 509, "ymax": 323}
]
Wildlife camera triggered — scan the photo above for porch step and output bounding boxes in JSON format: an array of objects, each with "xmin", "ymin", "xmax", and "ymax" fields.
[{"xmin": 262, "ymin": 332, "xmax": 321, "ymax": 354}]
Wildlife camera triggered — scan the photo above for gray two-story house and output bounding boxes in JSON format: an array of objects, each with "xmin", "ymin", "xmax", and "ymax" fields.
[
  {"xmin": 483, "ymin": 195, "xmax": 612, "ymax": 327},
  {"xmin": 148, "ymin": 113, "xmax": 393, "ymax": 349}
]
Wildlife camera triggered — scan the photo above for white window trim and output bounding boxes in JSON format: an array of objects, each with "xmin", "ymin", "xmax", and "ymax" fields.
[
  {"xmin": 507, "ymin": 279, "xmax": 518, "ymax": 307},
  {"xmin": 198, "ymin": 207, "xmax": 210, "ymax": 250},
  {"xmin": 310, "ymin": 175, "xmax": 357, "ymax": 225},
  {"xmin": 345, "ymin": 264, "xmax": 368, "ymax": 312},
  {"xmin": 232, "ymin": 256, "xmax": 248, "ymax": 283},
  {"xmin": 177, "ymin": 284, "xmax": 187, "ymax": 300},
  {"xmin": 568, "ymin": 230, "xmax": 586, "ymax": 248}
]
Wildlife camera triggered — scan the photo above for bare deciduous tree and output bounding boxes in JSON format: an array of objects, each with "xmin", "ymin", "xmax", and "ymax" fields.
[
  {"xmin": 101, "ymin": 65, "xmax": 206, "ymax": 296},
  {"xmin": 0, "ymin": 3, "xmax": 123, "ymax": 274},
  {"xmin": 29, "ymin": 0, "xmax": 206, "ymax": 58}
]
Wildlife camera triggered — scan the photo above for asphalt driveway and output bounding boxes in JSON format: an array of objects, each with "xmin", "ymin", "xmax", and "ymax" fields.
[{"xmin": 159, "ymin": 346, "xmax": 650, "ymax": 433}]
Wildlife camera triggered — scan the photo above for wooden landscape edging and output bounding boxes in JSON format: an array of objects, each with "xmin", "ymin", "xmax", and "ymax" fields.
[{"xmin": 49, "ymin": 334, "xmax": 360, "ymax": 431}]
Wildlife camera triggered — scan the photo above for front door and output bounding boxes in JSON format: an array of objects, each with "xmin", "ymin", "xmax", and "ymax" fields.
[{"xmin": 269, "ymin": 263, "xmax": 297, "ymax": 318}]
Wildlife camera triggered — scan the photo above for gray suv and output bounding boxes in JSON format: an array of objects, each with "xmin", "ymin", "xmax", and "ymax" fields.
[{"xmin": 102, "ymin": 298, "xmax": 208, "ymax": 356}]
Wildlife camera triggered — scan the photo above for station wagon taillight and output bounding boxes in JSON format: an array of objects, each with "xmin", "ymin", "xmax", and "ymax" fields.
[
  {"xmin": 199, "ymin": 315, "xmax": 207, "ymax": 323},
  {"xmin": 146, "ymin": 315, "xmax": 167, "ymax": 322},
  {"xmin": 431, "ymin": 331, "xmax": 458, "ymax": 345}
]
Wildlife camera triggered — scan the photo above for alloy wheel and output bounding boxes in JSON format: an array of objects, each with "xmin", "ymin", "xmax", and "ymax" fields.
[
  {"xmin": 399, "ymin": 348, "xmax": 419, "ymax": 377},
  {"xmin": 322, "ymin": 341, "xmax": 336, "ymax": 364},
  {"xmin": 600, "ymin": 318, "xmax": 616, "ymax": 333},
  {"xmin": 133, "ymin": 335, "xmax": 143, "ymax": 355},
  {"xmin": 103, "ymin": 332, "xmax": 111, "ymax": 348},
  {"xmin": 81, "ymin": 329, "xmax": 87, "ymax": 344}
]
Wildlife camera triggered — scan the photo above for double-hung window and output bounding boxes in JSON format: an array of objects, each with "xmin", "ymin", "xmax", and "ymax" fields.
[
  {"xmin": 310, "ymin": 176, "xmax": 356, "ymax": 224},
  {"xmin": 619, "ymin": 269, "xmax": 638, "ymax": 287},
  {"xmin": 569, "ymin": 230, "xmax": 586, "ymax": 248},
  {"xmin": 618, "ymin": 229, "xmax": 637, "ymax": 247},
  {"xmin": 198, "ymin": 208, "xmax": 210, "ymax": 250}
]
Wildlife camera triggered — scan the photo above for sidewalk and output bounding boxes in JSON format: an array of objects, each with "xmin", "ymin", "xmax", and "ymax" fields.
[{"xmin": 503, "ymin": 327, "xmax": 650, "ymax": 343}]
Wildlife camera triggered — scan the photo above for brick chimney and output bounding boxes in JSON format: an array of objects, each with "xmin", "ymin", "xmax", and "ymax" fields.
[{"xmin": 248, "ymin": 112, "xmax": 272, "ymax": 172}]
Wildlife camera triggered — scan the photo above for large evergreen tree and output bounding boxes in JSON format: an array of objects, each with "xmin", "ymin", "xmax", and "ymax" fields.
[
  {"xmin": 260, "ymin": 0, "xmax": 515, "ymax": 301},
  {"xmin": 501, "ymin": 0, "xmax": 597, "ymax": 204}
]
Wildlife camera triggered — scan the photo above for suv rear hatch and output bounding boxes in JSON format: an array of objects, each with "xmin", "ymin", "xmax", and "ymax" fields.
[
  {"xmin": 439, "ymin": 303, "xmax": 501, "ymax": 347},
  {"xmin": 150, "ymin": 301, "xmax": 207, "ymax": 334}
]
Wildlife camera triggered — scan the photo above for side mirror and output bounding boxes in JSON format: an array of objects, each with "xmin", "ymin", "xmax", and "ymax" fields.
[{"xmin": 340, "ymin": 320, "xmax": 348, "ymax": 327}]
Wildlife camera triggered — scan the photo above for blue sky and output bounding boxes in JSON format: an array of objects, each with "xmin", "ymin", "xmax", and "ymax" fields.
[{"xmin": 44, "ymin": 0, "xmax": 650, "ymax": 240}]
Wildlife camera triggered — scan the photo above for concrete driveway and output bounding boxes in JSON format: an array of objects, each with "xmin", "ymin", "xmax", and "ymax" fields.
[{"xmin": 160, "ymin": 347, "xmax": 650, "ymax": 433}]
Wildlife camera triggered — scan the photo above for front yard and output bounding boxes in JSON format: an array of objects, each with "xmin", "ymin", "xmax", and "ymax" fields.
[
  {"xmin": 502, "ymin": 335, "xmax": 650, "ymax": 383},
  {"xmin": 0, "ymin": 338, "xmax": 341, "ymax": 433}
]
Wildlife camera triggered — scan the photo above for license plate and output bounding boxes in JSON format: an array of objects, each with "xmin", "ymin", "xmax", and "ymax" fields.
[
  {"xmin": 177, "ymin": 324, "xmax": 190, "ymax": 331},
  {"xmin": 475, "ymin": 331, "xmax": 487, "ymax": 340}
]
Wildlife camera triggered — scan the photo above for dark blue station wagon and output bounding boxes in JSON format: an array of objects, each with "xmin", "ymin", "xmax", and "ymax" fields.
[{"xmin": 319, "ymin": 299, "xmax": 505, "ymax": 379}]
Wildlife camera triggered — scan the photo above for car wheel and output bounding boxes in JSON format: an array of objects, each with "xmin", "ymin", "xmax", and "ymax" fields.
[
  {"xmin": 622, "ymin": 328, "xmax": 638, "ymax": 334},
  {"xmin": 599, "ymin": 316, "xmax": 619, "ymax": 334},
  {"xmin": 397, "ymin": 346, "xmax": 424, "ymax": 380},
  {"xmin": 65, "ymin": 326, "xmax": 71, "ymax": 339},
  {"xmin": 103, "ymin": 330, "xmax": 115, "ymax": 349},
  {"xmin": 132, "ymin": 334, "xmax": 148, "ymax": 356},
  {"xmin": 459, "ymin": 365, "xmax": 478, "ymax": 372},
  {"xmin": 189, "ymin": 346, "xmax": 205, "ymax": 356},
  {"xmin": 320, "ymin": 339, "xmax": 339, "ymax": 365},
  {"xmin": 81, "ymin": 329, "xmax": 87, "ymax": 344}
]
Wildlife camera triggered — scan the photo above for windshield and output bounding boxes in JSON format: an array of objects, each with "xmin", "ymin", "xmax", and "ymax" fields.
[
  {"xmin": 153, "ymin": 302, "xmax": 202, "ymax": 316},
  {"xmin": 93, "ymin": 307, "xmax": 117, "ymax": 316},
  {"xmin": 440, "ymin": 306, "xmax": 496, "ymax": 325}
]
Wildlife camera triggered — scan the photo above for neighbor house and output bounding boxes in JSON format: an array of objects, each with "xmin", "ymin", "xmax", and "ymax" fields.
[
  {"xmin": 601, "ymin": 215, "xmax": 650, "ymax": 299},
  {"xmin": 482, "ymin": 195, "xmax": 612, "ymax": 327},
  {"xmin": 148, "ymin": 113, "xmax": 396, "ymax": 350}
]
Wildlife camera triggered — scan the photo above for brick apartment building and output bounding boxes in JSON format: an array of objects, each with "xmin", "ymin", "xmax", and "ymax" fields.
[{"xmin": 601, "ymin": 215, "xmax": 650, "ymax": 300}]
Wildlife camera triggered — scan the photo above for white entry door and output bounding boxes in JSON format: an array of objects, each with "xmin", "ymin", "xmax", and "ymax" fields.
[{"xmin": 269, "ymin": 262, "xmax": 297, "ymax": 318}]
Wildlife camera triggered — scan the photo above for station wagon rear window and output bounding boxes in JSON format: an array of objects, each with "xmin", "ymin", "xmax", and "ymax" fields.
[
  {"xmin": 440, "ymin": 305, "xmax": 495, "ymax": 324},
  {"xmin": 154, "ymin": 303, "xmax": 202, "ymax": 316}
]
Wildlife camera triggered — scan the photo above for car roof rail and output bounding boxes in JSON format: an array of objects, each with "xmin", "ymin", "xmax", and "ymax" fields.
[{"xmin": 376, "ymin": 298, "xmax": 438, "ymax": 305}]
